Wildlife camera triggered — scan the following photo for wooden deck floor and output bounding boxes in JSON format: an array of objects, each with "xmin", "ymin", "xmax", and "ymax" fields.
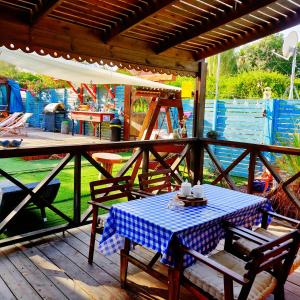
[
  {"xmin": 0, "ymin": 225, "xmax": 299, "ymax": 300},
  {"xmin": 2, "ymin": 128, "xmax": 106, "ymax": 149}
]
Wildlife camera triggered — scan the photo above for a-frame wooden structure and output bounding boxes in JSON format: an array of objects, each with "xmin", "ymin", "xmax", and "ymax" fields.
[{"xmin": 130, "ymin": 97, "xmax": 188, "ymax": 183}]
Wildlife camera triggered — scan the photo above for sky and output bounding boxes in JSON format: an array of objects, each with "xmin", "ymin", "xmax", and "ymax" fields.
[{"xmin": 281, "ymin": 24, "xmax": 300, "ymax": 37}]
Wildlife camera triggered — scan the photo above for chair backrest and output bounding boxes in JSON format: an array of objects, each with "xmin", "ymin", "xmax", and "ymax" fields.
[
  {"xmin": 138, "ymin": 168, "xmax": 172, "ymax": 194},
  {"xmin": 241, "ymin": 229, "xmax": 300, "ymax": 297},
  {"xmin": 0, "ymin": 112, "xmax": 23, "ymax": 127},
  {"xmin": 90, "ymin": 176, "xmax": 133, "ymax": 204},
  {"xmin": 10, "ymin": 113, "xmax": 32, "ymax": 128}
]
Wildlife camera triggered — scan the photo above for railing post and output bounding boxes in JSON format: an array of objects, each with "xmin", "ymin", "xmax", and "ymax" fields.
[
  {"xmin": 192, "ymin": 139, "xmax": 203, "ymax": 184},
  {"xmin": 192, "ymin": 61, "xmax": 207, "ymax": 184},
  {"xmin": 247, "ymin": 150, "xmax": 257, "ymax": 194},
  {"xmin": 142, "ymin": 149, "xmax": 149, "ymax": 174},
  {"xmin": 74, "ymin": 153, "xmax": 81, "ymax": 225}
]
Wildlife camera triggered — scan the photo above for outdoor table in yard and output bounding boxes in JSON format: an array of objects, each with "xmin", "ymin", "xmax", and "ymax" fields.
[{"xmin": 98, "ymin": 184, "xmax": 271, "ymax": 296}]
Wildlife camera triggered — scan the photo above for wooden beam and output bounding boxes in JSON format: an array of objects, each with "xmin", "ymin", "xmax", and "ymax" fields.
[
  {"xmin": 31, "ymin": 0, "xmax": 64, "ymax": 24},
  {"xmin": 103, "ymin": 0, "xmax": 177, "ymax": 42},
  {"xmin": 247, "ymin": 150, "xmax": 257, "ymax": 194},
  {"xmin": 196, "ymin": 6, "xmax": 300, "ymax": 60},
  {"xmin": 156, "ymin": 0, "xmax": 279, "ymax": 53},
  {"xmin": 197, "ymin": 61, "xmax": 207, "ymax": 139},
  {"xmin": 204, "ymin": 144, "xmax": 238, "ymax": 191}
]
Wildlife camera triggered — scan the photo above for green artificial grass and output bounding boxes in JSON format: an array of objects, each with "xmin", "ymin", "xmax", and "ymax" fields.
[{"xmin": 0, "ymin": 153, "xmax": 247, "ymax": 239}]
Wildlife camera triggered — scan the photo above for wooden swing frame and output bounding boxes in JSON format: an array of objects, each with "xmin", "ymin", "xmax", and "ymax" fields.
[{"xmin": 130, "ymin": 97, "xmax": 189, "ymax": 182}]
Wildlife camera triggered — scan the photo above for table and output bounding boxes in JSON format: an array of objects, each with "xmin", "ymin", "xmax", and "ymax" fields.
[
  {"xmin": 71, "ymin": 111, "xmax": 114, "ymax": 138},
  {"xmin": 92, "ymin": 152, "xmax": 124, "ymax": 178},
  {"xmin": 99, "ymin": 185, "xmax": 271, "ymax": 295}
]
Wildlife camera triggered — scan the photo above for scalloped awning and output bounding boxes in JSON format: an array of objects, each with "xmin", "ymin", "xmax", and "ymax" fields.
[
  {"xmin": 0, "ymin": 0, "xmax": 299, "ymax": 76},
  {"xmin": 0, "ymin": 47, "xmax": 181, "ymax": 90}
]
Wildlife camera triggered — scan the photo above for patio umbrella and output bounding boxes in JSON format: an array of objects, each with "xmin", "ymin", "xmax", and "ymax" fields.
[{"xmin": 0, "ymin": 47, "xmax": 181, "ymax": 91}]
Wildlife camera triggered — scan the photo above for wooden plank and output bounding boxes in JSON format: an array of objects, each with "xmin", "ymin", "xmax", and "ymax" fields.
[
  {"xmin": 19, "ymin": 239, "xmax": 91, "ymax": 300},
  {"xmin": 0, "ymin": 251, "xmax": 42, "ymax": 300},
  {"xmin": 49, "ymin": 233, "xmax": 134, "ymax": 300},
  {"xmin": 1, "ymin": 248, "xmax": 67, "ymax": 300},
  {"xmin": 0, "ymin": 275, "xmax": 16, "ymax": 300},
  {"xmin": 36, "ymin": 238, "xmax": 118, "ymax": 299}
]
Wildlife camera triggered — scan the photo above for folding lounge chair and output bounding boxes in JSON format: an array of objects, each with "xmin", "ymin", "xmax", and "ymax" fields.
[
  {"xmin": 0, "ymin": 113, "xmax": 32, "ymax": 136},
  {"xmin": 0, "ymin": 112, "xmax": 23, "ymax": 128}
]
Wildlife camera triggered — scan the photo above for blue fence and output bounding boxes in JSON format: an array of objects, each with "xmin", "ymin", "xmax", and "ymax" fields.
[
  {"xmin": 182, "ymin": 99, "xmax": 300, "ymax": 177},
  {"xmin": 23, "ymin": 90, "xmax": 299, "ymax": 178}
]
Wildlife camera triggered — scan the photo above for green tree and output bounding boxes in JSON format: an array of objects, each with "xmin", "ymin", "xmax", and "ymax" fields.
[
  {"xmin": 207, "ymin": 49, "xmax": 237, "ymax": 76},
  {"xmin": 237, "ymin": 34, "xmax": 299, "ymax": 75}
]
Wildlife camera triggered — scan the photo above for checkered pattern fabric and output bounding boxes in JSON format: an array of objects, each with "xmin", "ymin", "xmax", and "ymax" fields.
[{"xmin": 99, "ymin": 184, "xmax": 271, "ymax": 267}]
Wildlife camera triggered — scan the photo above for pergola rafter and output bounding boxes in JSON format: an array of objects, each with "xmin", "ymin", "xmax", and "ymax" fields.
[
  {"xmin": 155, "ymin": 0, "xmax": 280, "ymax": 54},
  {"xmin": 31, "ymin": 0, "xmax": 64, "ymax": 24},
  {"xmin": 103, "ymin": 0, "xmax": 177, "ymax": 42}
]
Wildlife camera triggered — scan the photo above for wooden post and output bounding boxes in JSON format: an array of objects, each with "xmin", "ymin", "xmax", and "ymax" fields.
[
  {"xmin": 74, "ymin": 154, "xmax": 81, "ymax": 224},
  {"xmin": 192, "ymin": 61, "xmax": 207, "ymax": 184},
  {"xmin": 142, "ymin": 149, "xmax": 149, "ymax": 175},
  {"xmin": 248, "ymin": 150, "xmax": 257, "ymax": 194}
]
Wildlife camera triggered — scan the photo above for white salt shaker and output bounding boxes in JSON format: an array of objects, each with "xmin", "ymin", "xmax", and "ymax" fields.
[
  {"xmin": 192, "ymin": 181, "xmax": 203, "ymax": 198},
  {"xmin": 181, "ymin": 180, "xmax": 191, "ymax": 196}
]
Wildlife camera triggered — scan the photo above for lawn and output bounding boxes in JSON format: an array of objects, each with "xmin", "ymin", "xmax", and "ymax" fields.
[{"xmin": 0, "ymin": 154, "xmax": 247, "ymax": 239}]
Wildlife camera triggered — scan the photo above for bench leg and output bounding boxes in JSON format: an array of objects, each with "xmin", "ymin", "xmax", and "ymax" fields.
[{"xmin": 40, "ymin": 207, "xmax": 47, "ymax": 222}]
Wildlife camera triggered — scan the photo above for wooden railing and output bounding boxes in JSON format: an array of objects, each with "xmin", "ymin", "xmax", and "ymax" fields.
[
  {"xmin": 200, "ymin": 138, "xmax": 300, "ymax": 212},
  {"xmin": 0, "ymin": 138, "xmax": 196, "ymax": 247},
  {"xmin": 0, "ymin": 137, "xmax": 299, "ymax": 247}
]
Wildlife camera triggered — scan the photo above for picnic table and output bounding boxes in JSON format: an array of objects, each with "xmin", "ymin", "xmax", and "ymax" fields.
[{"xmin": 98, "ymin": 184, "xmax": 271, "ymax": 296}]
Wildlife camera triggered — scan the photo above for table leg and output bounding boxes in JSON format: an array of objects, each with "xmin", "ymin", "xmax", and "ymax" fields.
[
  {"xmin": 168, "ymin": 266, "xmax": 181, "ymax": 300},
  {"xmin": 120, "ymin": 238, "xmax": 130, "ymax": 288}
]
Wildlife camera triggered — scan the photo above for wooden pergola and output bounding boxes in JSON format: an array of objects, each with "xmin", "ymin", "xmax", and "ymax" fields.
[
  {"xmin": 0, "ymin": 1, "xmax": 299, "ymax": 76},
  {"xmin": 0, "ymin": 0, "xmax": 300, "ymax": 246}
]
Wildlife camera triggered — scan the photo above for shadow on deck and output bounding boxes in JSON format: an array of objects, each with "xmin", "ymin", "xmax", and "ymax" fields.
[{"xmin": 0, "ymin": 224, "xmax": 299, "ymax": 300}]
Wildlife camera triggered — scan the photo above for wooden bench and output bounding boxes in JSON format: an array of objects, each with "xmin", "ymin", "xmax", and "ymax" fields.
[{"xmin": 0, "ymin": 178, "xmax": 60, "ymax": 222}]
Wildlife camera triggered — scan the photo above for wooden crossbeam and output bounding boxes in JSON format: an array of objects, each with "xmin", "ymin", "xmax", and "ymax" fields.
[
  {"xmin": 0, "ymin": 154, "xmax": 73, "ymax": 233},
  {"xmin": 258, "ymin": 152, "xmax": 300, "ymax": 209},
  {"xmin": 156, "ymin": 0, "xmax": 279, "ymax": 53},
  {"xmin": 212, "ymin": 149, "xmax": 250, "ymax": 185},
  {"xmin": 149, "ymin": 148, "xmax": 183, "ymax": 184},
  {"xmin": 103, "ymin": 0, "xmax": 177, "ymax": 42},
  {"xmin": 204, "ymin": 144, "xmax": 238, "ymax": 191},
  {"xmin": 31, "ymin": 0, "xmax": 64, "ymax": 24}
]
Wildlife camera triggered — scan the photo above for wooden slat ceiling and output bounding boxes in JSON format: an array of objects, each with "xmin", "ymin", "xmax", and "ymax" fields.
[{"xmin": 0, "ymin": 0, "xmax": 299, "ymax": 76}]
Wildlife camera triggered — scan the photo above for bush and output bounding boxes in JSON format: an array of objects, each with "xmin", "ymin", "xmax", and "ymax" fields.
[{"xmin": 206, "ymin": 70, "xmax": 289, "ymax": 99}]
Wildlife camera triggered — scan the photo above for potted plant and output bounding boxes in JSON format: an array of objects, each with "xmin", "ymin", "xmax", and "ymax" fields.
[
  {"xmin": 271, "ymin": 127, "xmax": 300, "ymax": 219},
  {"xmin": 206, "ymin": 130, "xmax": 218, "ymax": 139}
]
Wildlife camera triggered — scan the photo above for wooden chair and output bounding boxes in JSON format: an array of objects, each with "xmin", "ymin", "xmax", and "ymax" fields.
[
  {"xmin": 171, "ymin": 225, "xmax": 300, "ymax": 300},
  {"xmin": 88, "ymin": 176, "xmax": 135, "ymax": 264},
  {"xmin": 232, "ymin": 209, "xmax": 300, "ymax": 273},
  {"xmin": 138, "ymin": 168, "xmax": 179, "ymax": 195}
]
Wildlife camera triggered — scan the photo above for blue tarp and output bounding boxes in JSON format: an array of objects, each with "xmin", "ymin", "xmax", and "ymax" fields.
[{"xmin": 7, "ymin": 79, "xmax": 24, "ymax": 113}]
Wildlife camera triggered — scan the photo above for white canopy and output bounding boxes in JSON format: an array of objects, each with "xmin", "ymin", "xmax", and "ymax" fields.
[{"xmin": 0, "ymin": 47, "xmax": 180, "ymax": 91}]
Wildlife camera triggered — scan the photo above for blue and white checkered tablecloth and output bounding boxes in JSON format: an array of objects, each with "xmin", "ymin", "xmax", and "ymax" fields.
[{"xmin": 99, "ymin": 184, "xmax": 271, "ymax": 267}]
